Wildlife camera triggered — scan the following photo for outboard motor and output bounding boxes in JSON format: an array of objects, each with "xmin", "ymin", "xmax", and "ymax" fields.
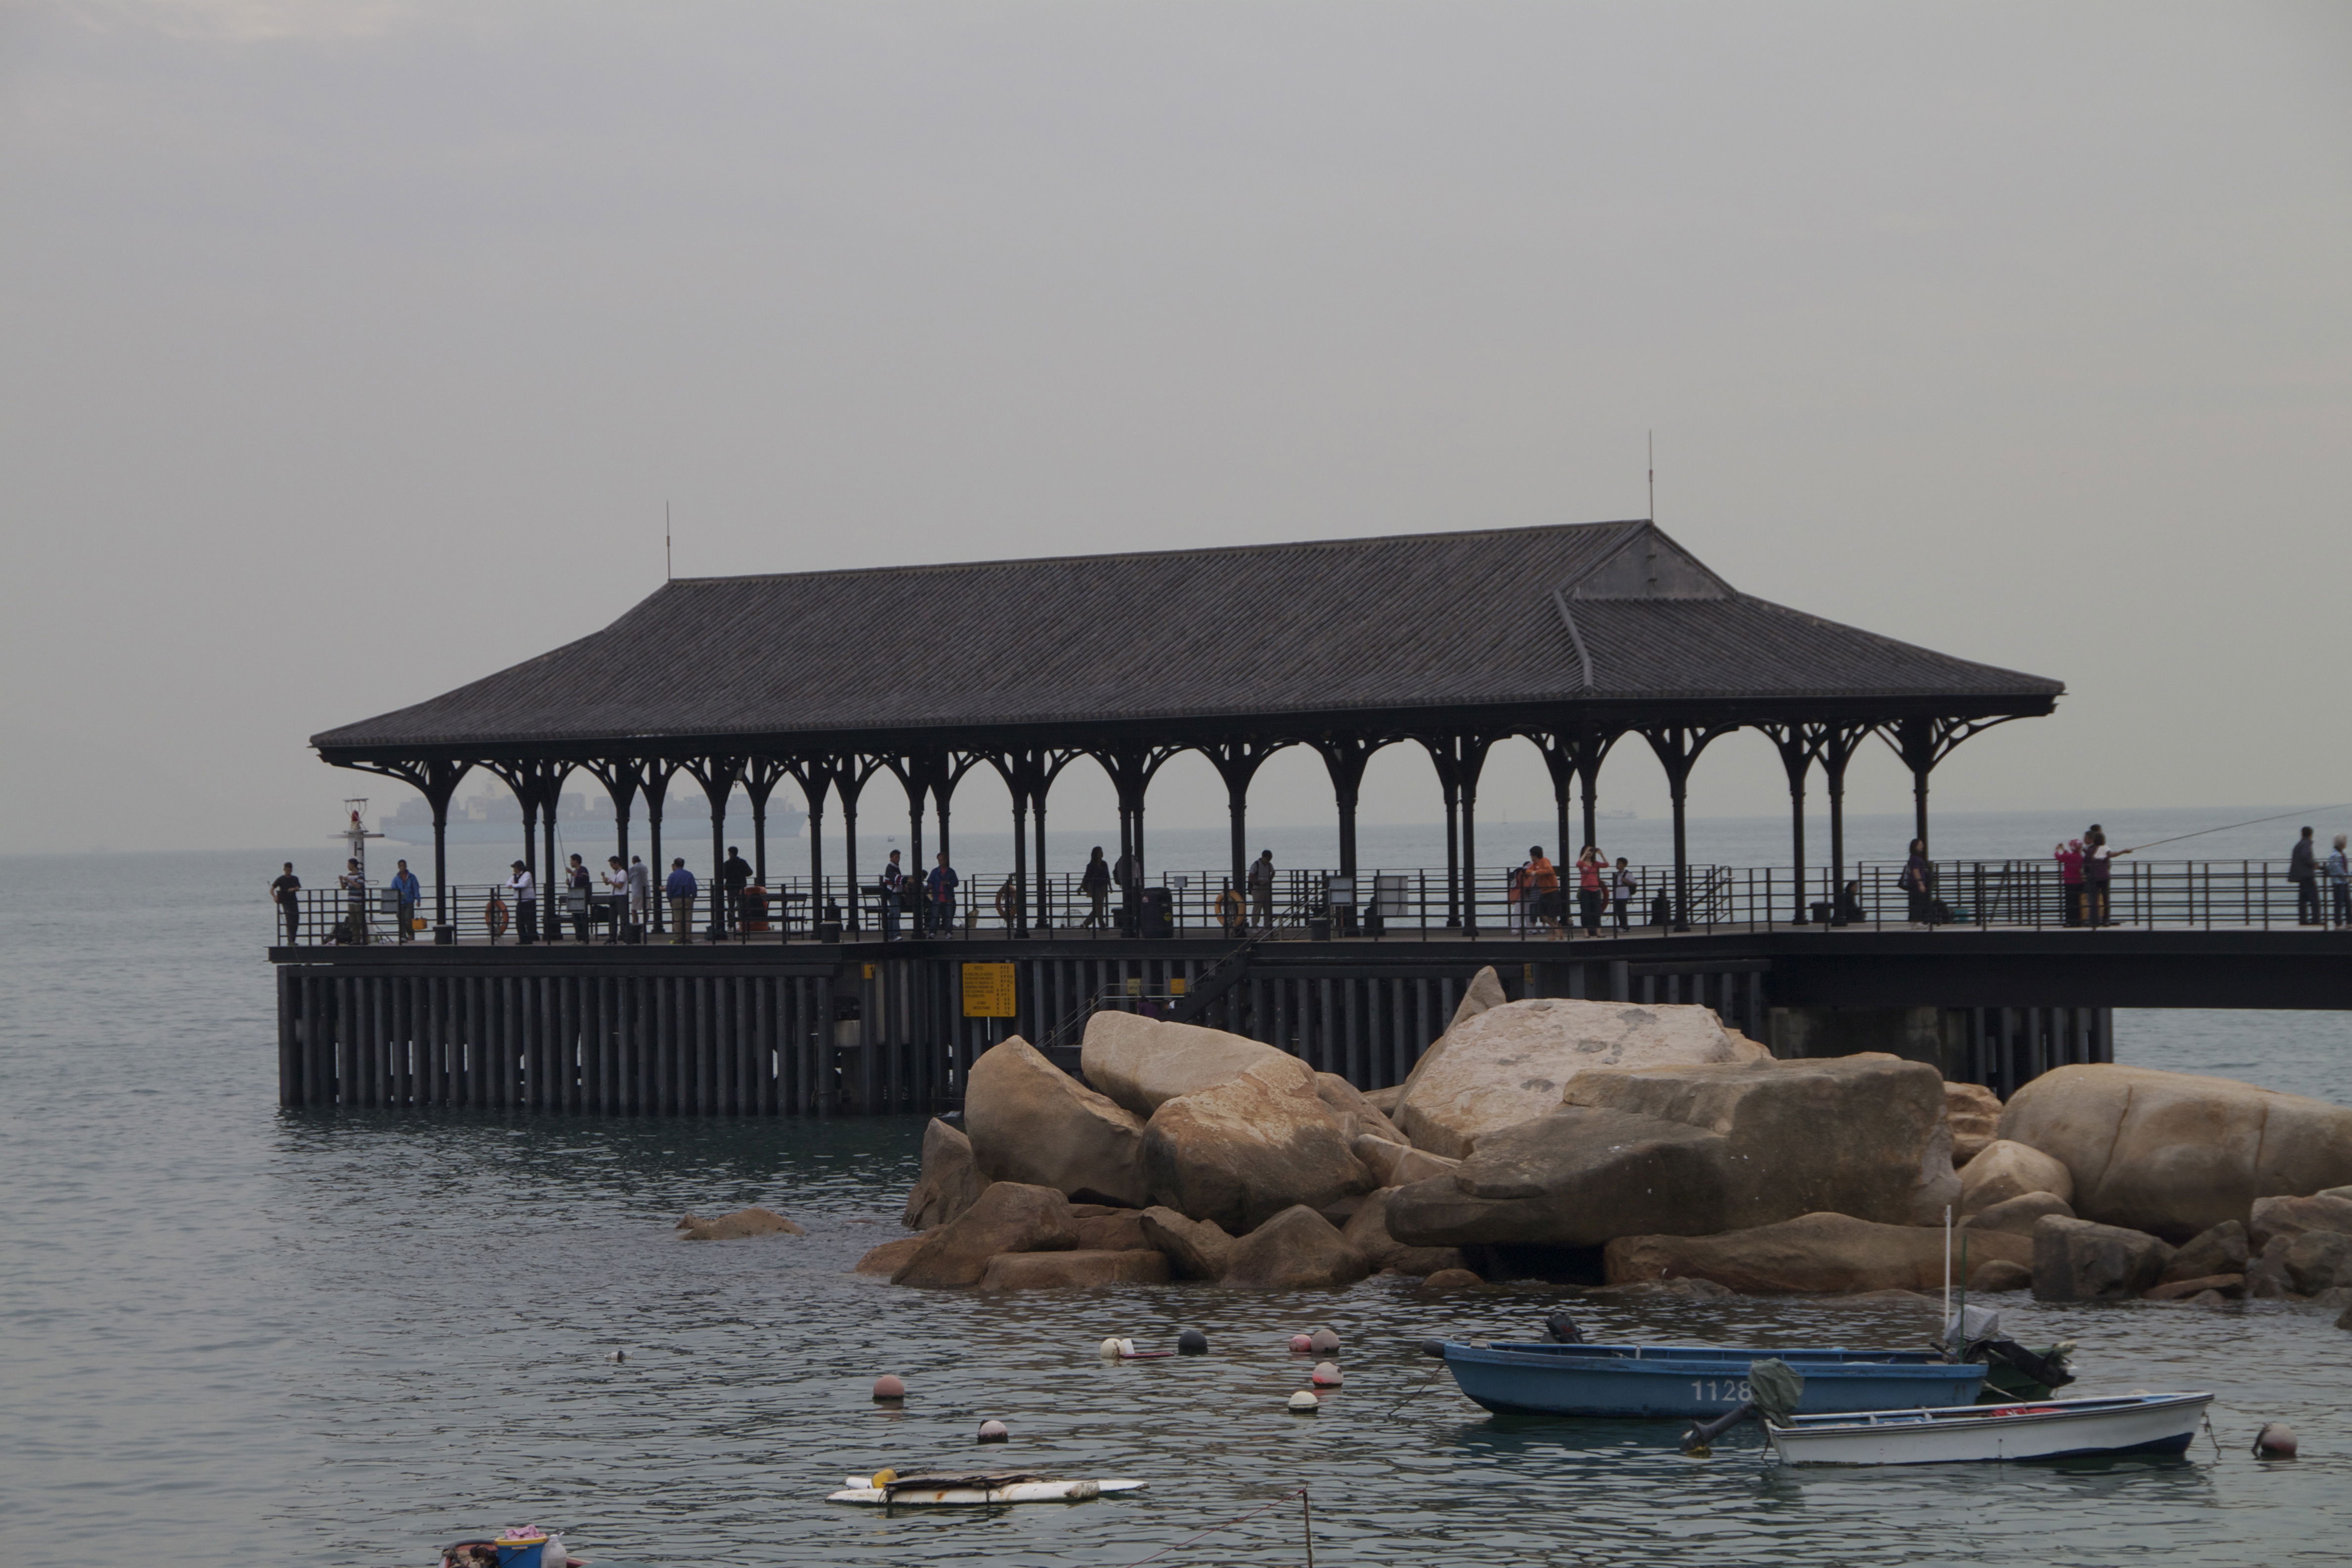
[{"xmin": 1545, "ymin": 1311, "xmax": 1583, "ymax": 1344}]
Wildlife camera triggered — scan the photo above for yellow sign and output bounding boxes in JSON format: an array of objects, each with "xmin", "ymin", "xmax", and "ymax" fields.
[{"xmin": 962, "ymin": 962, "xmax": 1017, "ymax": 1018}]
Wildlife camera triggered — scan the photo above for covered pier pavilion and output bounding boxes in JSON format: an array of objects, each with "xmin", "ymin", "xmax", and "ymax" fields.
[{"xmin": 310, "ymin": 519, "xmax": 2064, "ymax": 941}]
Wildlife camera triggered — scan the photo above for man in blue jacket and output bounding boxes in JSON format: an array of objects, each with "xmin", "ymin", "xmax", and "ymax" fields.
[
  {"xmin": 666, "ymin": 858, "xmax": 698, "ymax": 944},
  {"xmin": 928, "ymin": 852, "xmax": 960, "ymax": 936},
  {"xmin": 389, "ymin": 859, "xmax": 422, "ymax": 944}
]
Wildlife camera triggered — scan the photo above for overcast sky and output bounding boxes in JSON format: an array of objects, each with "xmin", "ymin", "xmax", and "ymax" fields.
[{"xmin": 3, "ymin": 0, "xmax": 2347, "ymax": 855}]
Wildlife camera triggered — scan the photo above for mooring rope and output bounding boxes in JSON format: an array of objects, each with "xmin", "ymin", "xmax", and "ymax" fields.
[{"xmin": 1118, "ymin": 1486, "xmax": 1311, "ymax": 1567}]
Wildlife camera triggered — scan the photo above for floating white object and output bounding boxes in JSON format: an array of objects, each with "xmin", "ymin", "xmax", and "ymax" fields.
[
  {"xmin": 1310, "ymin": 1361, "xmax": 1342, "ymax": 1387},
  {"xmin": 1100, "ymin": 1337, "xmax": 1125, "ymax": 1358},
  {"xmin": 1288, "ymin": 1390, "xmax": 1321, "ymax": 1412},
  {"xmin": 827, "ymin": 1478, "xmax": 1149, "ymax": 1506}
]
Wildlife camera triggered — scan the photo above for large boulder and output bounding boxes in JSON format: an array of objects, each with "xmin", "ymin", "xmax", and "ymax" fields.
[
  {"xmin": 1137, "ymin": 1206, "xmax": 1234, "ymax": 1280},
  {"xmin": 1220, "ymin": 1204, "xmax": 1372, "ymax": 1289},
  {"xmin": 1339, "ymin": 1187, "xmax": 1467, "ymax": 1277},
  {"xmin": 1389, "ymin": 965, "xmax": 1512, "ymax": 1103},
  {"xmin": 965, "ymin": 1036, "xmax": 1148, "ymax": 1208},
  {"xmin": 2247, "ymin": 1193, "xmax": 2352, "ymax": 1253},
  {"xmin": 1080, "ymin": 1011, "xmax": 1288, "ymax": 1116},
  {"xmin": 2161, "ymin": 1220, "xmax": 2250, "ymax": 1283},
  {"xmin": 890, "ymin": 1182, "xmax": 1077, "ymax": 1287},
  {"xmin": 1964, "ymin": 1191, "xmax": 2076, "ymax": 1236},
  {"xmin": 1603, "ymin": 1212, "xmax": 2032, "ymax": 1295},
  {"xmin": 1958, "ymin": 1141, "xmax": 2074, "ymax": 1219},
  {"xmin": 1353, "ymin": 1134, "xmax": 1461, "ymax": 1188},
  {"xmin": 1998, "ymin": 1064, "xmax": 2352, "ymax": 1242},
  {"xmin": 1388, "ymin": 1054, "xmax": 1957, "ymax": 1249},
  {"xmin": 1395, "ymin": 995, "xmax": 1766, "ymax": 1158},
  {"xmin": 678, "ymin": 1207, "xmax": 805, "ymax": 1239},
  {"xmin": 1140, "ymin": 1055, "xmax": 1374, "ymax": 1233},
  {"xmin": 1074, "ymin": 1209, "xmax": 1152, "ymax": 1251},
  {"xmin": 1946, "ymin": 1082, "xmax": 2003, "ymax": 1166},
  {"xmin": 2031, "ymin": 1216, "xmax": 2174, "ymax": 1301},
  {"xmin": 978, "ymin": 1249, "xmax": 1173, "ymax": 1290},
  {"xmin": 854, "ymin": 1235, "xmax": 926, "ymax": 1276},
  {"xmin": 902, "ymin": 1118, "xmax": 987, "ymax": 1230},
  {"xmin": 2283, "ymin": 1231, "xmax": 2352, "ymax": 1296}
]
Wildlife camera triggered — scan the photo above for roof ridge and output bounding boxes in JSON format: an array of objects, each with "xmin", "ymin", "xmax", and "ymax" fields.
[{"xmin": 666, "ymin": 519, "xmax": 1646, "ymax": 588}]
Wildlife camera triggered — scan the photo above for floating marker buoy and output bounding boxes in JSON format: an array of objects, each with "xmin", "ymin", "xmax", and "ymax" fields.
[
  {"xmin": 605, "ymin": 1350, "xmax": 627, "ymax": 1363},
  {"xmin": 871, "ymin": 1468, "xmax": 898, "ymax": 1488},
  {"xmin": 1288, "ymin": 1333, "xmax": 1314, "ymax": 1354},
  {"xmin": 1100, "ymin": 1337, "xmax": 1125, "ymax": 1359},
  {"xmin": 1311, "ymin": 1361, "xmax": 1343, "ymax": 1387},
  {"xmin": 1287, "ymin": 1390, "xmax": 1321, "ymax": 1413},
  {"xmin": 1308, "ymin": 1327, "xmax": 1341, "ymax": 1356},
  {"xmin": 2253, "ymin": 1421, "xmax": 2298, "ymax": 1459},
  {"xmin": 978, "ymin": 1419, "xmax": 1010, "ymax": 1444},
  {"xmin": 1177, "ymin": 1328, "xmax": 1208, "ymax": 1355},
  {"xmin": 872, "ymin": 1374, "xmax": 906, "ymax": 1401}
]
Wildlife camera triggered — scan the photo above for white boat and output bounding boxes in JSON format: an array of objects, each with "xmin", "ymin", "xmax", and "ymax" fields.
[
  {"xmin": 1766, "ymin": 1392, "xmax": 2212, "ymax": 1466},
  {"xmin": 827, "ymin": 1474, "xmax": 1148, "ymax": 1506}
]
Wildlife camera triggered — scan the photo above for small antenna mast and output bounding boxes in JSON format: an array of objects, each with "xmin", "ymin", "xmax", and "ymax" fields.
[
  {"xmin": 665, "ymin": 500, "xmax": 673, "ymax": 581},
  {"xmin": 1647, "ymin": 431, "xmax": 1655, "ymax": 522}
]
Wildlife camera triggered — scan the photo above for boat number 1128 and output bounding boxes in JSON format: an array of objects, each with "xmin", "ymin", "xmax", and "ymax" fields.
[{"xmin": 1692, "ymin": 1379, "xmax": 1752, "ymax": 1404}]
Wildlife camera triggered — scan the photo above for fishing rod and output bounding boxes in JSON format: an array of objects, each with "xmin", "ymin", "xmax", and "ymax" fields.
[{"xmin": 2116, "ymin": 805, "xmax": 2352, "ymax": 855}]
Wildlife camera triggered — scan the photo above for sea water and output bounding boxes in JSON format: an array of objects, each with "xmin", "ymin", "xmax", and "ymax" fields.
[{"xmin": 2, "ymin": 834, "xmax": 2348, "ymax": 1568}]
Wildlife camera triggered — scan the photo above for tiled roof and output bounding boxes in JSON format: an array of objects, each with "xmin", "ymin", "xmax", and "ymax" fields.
[{"xmin": 313, "ymin": 521, "xmax": 2061, "ymax": 754}]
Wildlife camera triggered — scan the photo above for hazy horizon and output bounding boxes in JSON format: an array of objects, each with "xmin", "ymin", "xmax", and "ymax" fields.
[{"xmin": 4, "ymin": 1, "xmax": 2346, "ymax": 854}]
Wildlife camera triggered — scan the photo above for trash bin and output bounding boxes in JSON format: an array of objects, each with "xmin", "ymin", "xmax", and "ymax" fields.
[
  {"xmin": 1139, "ymin": 886, "xmax": 1174, "ymax": 939},
  {"xmin": 1307, "ymin": 916, "xmax": 1332, "ymax": 941},
  {"xmin": 1808, "ymin": 900, "xmax": 1833, "ymax": 925}
]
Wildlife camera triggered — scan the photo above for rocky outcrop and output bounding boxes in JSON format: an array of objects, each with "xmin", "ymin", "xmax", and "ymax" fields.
[
  {"xmin": 1945, "ymin": 1082, "xmax": 2003, "ymax": 1166},
  {"xmin": 1388, "ymin": 1054, "xmax": 1957, "ymax": 1250},
  {"xmin": 1388, "ymin": 966, "xmax": 1510, "ymax": 1106},
  {"xmin": 854, "ymin": 1235, "xmax": 926, "ymax": 1275},
  {"xmin": 2160, "ymin": 1220, "xmax": 2249, "ymax": 1283},
  {"xmin": 1602, "ymin": 1212, "xmax": 2032, "ymax": 1295},
  {"xmin": 2145, "ymin": 1274, "xmax": 2243, "ymax": 1301},
  {"xmin": 678, "ymin": 1207, "xmax": 805, "ymax": 1239},
  {"xmin": 902, "ymin": 1118, "xmax": 987, "ymax": 1230},
  {"xmin": 1338, "ymin": 1187, "xmax": 1466, "ymax": 1277},
  {"xmin": 2031, "ymin": 1216, "xmax": 2174, "ymax": 1301},
  {"xmin": 1080, "ymin": 1011, "xmax": 1288, "ymax": 1116},
  {"xmin": 1074, "ymin": 1209, "xmax": 1152, "ymax": 1251},
  {"xmin": 1964, "ymin": 1191, "xmax": 2075, "ymax": 1236},
  {"xmin": 1140, "ymin": 1056, "xmax": 1374, "ymax": 1233},
  {"xmin": 891, "ymin": 1182, "xmax": 1078, "ymax": 1288},
  {"xmin": 1958, "ymin": 1140, "xmax": 2074, "ymax": 1219},
  {"xmin": 1394, "ymin": 995, "xmax": 1768, "ymax": 1158},
  {"xmin": 2247, "ymin": 1193, "xmax": 2352, "ymax": 1253},
  {"xmin": 1137, "ymin": 1206, "xmax": 1234, "ymax": 1280},
  {"xmin": 1220, "ymin": 1204, "xmax": 1372, "ymax": 1289},
  {"xmin": 978, "ymin": 1249, "xmax": 1173, "ymax": 1290},
  {"xmin": 965, "ymin": 1037, "xmax": 1148, "ymax": 1208},
  {"xmin": 1998, "ymin": 1064, "xmax": 2352, "ymax": 1241},
  {"xmin": 1968, "ymin": 1258, "xmax": 2032, "ymax": 1292},
  {"xmin": 2245, "ymin": 1236, "xmax": 2294, "ymax": 1299}
]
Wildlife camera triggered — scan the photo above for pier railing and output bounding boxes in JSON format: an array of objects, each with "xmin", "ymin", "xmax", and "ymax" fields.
[{"xmin": 268, "ymin": 857, "xmax": 2349, "ymax": 946}]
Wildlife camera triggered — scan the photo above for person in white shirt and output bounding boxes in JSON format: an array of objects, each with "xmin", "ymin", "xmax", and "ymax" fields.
[
  {"xmin": 625, "ymin": 855, "xmax": 650, "ymax": 930},
  {"xmin": 507, "ymin": 860, "xmax": 537, "ymax": 944}
]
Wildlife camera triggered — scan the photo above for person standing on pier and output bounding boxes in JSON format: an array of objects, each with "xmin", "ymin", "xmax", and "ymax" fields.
[
  {"xmin": 929, "ymin": 851, "xmax": 961, "ymax": 936},
  {"xmin": 1574, "ymin": 846, "xmax": 1606, "ymax": 935},
  {"xmin": 2083, "ymin": 825, "xmax": 2130, "ymax": 926},
  {"xmin": 506, "ymin": 859, "xmax": 537, "ymax": 944},
  {"xmin": 626, "ymin": 854, "xmax": 650, "ymax": 933},
  {"xmin": 666, "ymin": 857, "xmax": 697, "ymax": 943},
  {"xmin": 564, "ymin": 854, "xmax": 593, "ymax": 942},
  {"xmin": 2054, "ymin": 839, "xmax": 2085, "ymax": 926},
  {"xmin": 2289, "ymin": 826, "xmax": 2321, "ymax": 926},
  {"xmin": 1081, "ymin": 848, "xmax": 1112, "ymax": 931},
  {"xmin": 880, "ymin": 850, "xmax": 906, "ymax": 940},
  {"xmin": 390, "ymin": 859, "xmax": 421, "ymax": 944},
  {"xmin": 720, "ymin": 846, "xmax": 751, "ymax": 939},
  {"xmin": 1900, "ymin": 840, "xmax": 1934, "ymax": 925},
  {"xmin": 604, "ymin": 856, "xmax": 629, "ymax": 941},
  {"xmin": 2327, "ymin": 834, "xmax": 2350, "ymax": 928},
  {"xmin": 1610, "ymin": 857, "xmax": 1637, "ymax": 932},
  {"xmin": 338, "ymin": 858, "xmax": 369, "ymax": 944},
  {"xmin": 1248, "ymin": 849, "xmax": 1275, "ymax": 931},
  {"xmin": 269, "ymin": 863, "xmax": 302, "ymax": 944}
]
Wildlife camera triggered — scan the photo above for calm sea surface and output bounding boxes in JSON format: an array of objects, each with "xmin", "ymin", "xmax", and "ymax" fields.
[{"xmin": 4, "ymin": 824, "xmax": 2350, "ymax": 1567}]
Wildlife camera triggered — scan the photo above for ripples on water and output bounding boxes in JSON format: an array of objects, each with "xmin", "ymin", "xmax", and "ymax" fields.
[{"xmin": 2, "ymin": 850, "xmax": 2350, "ymax": 1567}]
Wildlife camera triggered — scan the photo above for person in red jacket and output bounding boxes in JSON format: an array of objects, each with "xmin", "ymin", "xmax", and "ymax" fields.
[{"xmin": 2054, "ymin": 839, "xmax": 2084, "ymax": 927}]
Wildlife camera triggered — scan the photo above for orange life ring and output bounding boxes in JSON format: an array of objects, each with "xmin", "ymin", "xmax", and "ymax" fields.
[{"xmin": 484, "ymin": 896, "xmax": 510, "ymax": 938}]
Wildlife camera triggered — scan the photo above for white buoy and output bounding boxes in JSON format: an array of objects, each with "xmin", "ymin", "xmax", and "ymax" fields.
[
  {"xmin": 1100, "ymin": 1337, "xmax": 1125, "ymax": 1359},
  {"xmin": 1308, "ymin": 1327, "xmax": 1341, "ymax": 1355},
  {"xmin": 1287, "ymin": 1390, "xmax": 1321, "ymax": 1413},
  {"xmin": 1310, "ymin": 1360, "xmax": 1343, "ymax": 1387}
]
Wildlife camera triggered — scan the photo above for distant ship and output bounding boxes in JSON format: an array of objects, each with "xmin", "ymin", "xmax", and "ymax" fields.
[{"xmin": 379, "ymin": 788, "xmax": 804, "ymax": 848}]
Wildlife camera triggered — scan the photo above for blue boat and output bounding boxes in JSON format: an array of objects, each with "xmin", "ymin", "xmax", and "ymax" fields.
[{"xmin": 1434, "ymin": 1341, "xmax": 1986, "ymax": 1420}]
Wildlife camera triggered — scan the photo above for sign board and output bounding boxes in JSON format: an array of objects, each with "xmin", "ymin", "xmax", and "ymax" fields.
[{"xmin": 962, "ymin": 962, "xmax": 1017, "ymax": 1018}]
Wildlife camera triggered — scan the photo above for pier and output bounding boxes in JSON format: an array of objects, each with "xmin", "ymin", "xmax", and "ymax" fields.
[{"xmin": 271, "ymin": 520, "xmax": 2348, "ymax": 1116}]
